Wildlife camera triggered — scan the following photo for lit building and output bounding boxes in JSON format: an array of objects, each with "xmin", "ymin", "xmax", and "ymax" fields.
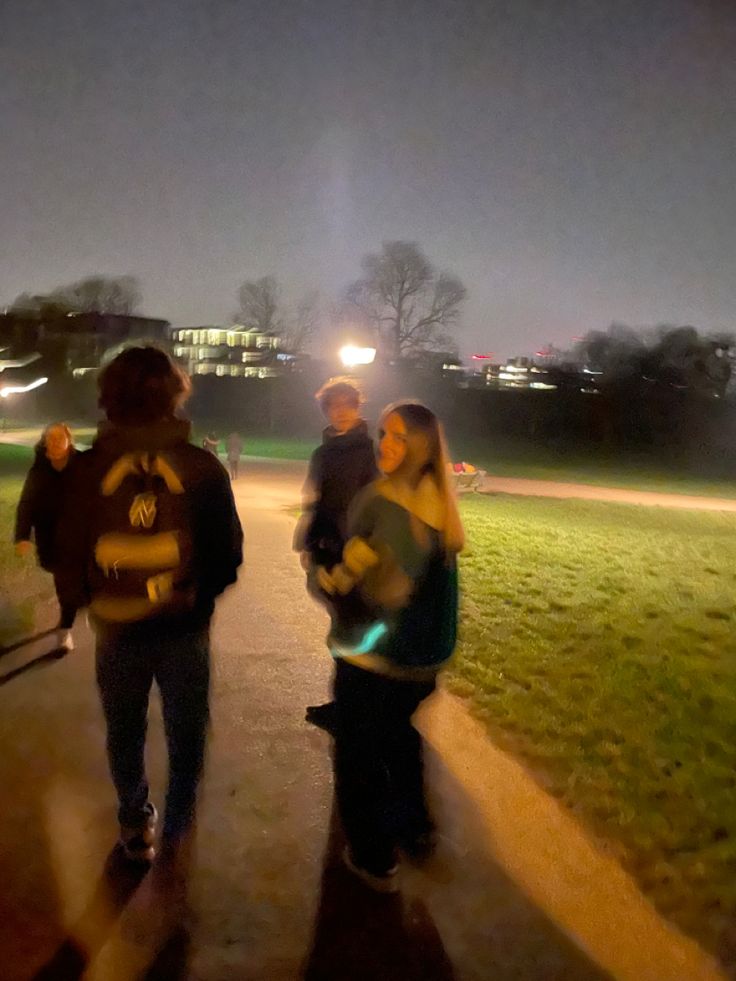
[
  {"xmin": 171, "ymin": 324, "xmax": 283, "ymax": 378},
  {"xmin": 474, "ymin": 356, "xmax": 558, "ymax": 390}
]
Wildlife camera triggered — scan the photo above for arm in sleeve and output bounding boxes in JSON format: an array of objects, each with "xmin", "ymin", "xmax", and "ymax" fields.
[
  {"xmin": 333, "ymin": 494, "xmax": 426, "ymax": 610},
  {"xmin": 294, "ymin": 448, "xmax": 322, "ymax": 553},
  {"xmin": 14, "ymin": 467, "xmax": 39, "ymax": 543},
  {"xmin": 195, "ymin": 466, "xmax": 243, "ymax": 602}
]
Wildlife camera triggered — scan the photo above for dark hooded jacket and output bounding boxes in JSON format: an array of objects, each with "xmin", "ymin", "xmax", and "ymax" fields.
[
  {"xmin": 14, "ymin": 443, "xmax": 78, "ymax": 571},
  {"xmin": 54, "ymin": 418, "xmax": 243, "ymax": 636},
  {"xmin": 297, "ymin": 420, "xmax": 378, "ymax": 567}
]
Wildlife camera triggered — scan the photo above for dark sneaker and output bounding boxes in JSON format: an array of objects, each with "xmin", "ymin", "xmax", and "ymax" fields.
[
  {"xmin": 120, "ymin": 805, "xmax": 158, "ymax": 864},
  {"xmin": 342, "ymin": 847, "xmax": 399, "ymax": 894},
  {"xmin": 305, "ymin": 701, "xmax": 337, "ymax": 732}
]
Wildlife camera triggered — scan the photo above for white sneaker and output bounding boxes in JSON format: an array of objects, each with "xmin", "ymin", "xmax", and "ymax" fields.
[{"xmin": 56, "ymin": 629, "xmax": 74, "ymax": 651}]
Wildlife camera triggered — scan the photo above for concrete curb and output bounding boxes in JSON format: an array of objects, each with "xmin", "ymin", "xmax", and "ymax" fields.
[{"xmin": 416, "ymin": 689, "xmax": 727, "ymax": 981}]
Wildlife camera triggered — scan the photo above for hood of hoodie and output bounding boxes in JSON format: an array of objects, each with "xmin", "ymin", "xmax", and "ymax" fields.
[
  {"xmin": 93, "ymin": 418, "xmax": 192, "ymax": 454},
  {"xmin": 321, "ymin": 419, "xmax": 371, "ymax": 446}
]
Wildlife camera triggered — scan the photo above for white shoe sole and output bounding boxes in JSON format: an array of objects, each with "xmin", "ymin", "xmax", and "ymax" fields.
[{"xmin": 342, "ymin": 847, "xmax": 399, "ymax": 894}]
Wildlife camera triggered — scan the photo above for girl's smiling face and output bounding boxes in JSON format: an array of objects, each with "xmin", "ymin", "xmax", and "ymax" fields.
[{"xmin": 378, "ymin": 412, "xmax": 408, "ymax": 474}]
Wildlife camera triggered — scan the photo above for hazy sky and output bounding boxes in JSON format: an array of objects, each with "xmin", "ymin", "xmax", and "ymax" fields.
[{"xmin": 2, "ymin": 0, "xmax": 735, "ymax": 358}]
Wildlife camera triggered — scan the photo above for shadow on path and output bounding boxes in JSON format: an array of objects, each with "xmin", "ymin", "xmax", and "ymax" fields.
[
  {"xmin": 302, "ymin": 800, "xmax": 455, "ymax": 981},
  {"xmin": 0, "ymin": 647, "xmax": 68, "ymax": 686},
  {"xmin": 32, "ymin": 847, "xmax": 148, "ymax": 979},
  {"xmin": 0, "ymin": 628, "xmax": 55, "ymax": 660}
]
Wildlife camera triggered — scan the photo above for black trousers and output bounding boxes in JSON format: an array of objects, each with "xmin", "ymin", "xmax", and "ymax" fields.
[
  {"xmin": 333, "ymin": 659, "xmax": 436, "ymax": 874},
  {"xmin": 96, "ymin": 627, "xmax": 210, "ymax": 837},
  {"xmin": 52, "ymin": 570, "xmax": 77, "ymax": 630}
]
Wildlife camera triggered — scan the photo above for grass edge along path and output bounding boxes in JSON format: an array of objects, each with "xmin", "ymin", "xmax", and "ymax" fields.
[
  {"xmin": 449, "ymin": 493, "xmax": 736, "ymax": 972},
  {"xmin": 418, "ymin": 690, "xmax": 727, "ymax": 981}
]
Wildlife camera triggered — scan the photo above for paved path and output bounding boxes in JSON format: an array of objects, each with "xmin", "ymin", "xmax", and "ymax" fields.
[
  {"xmin": 479, "ymin": 474, "xmax": 736, "ymax": 511},
  {"xmin": 0, "ymin": 462, "xmax": 614, "ymax": 981},
  {"xmin": 3, "ymin": 428, "xmax": 736, "ymax": 510}
]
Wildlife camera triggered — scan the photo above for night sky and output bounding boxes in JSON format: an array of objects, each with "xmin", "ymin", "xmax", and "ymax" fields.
[{"xmin": 2, "ymin": 0, "xmax": 735, "ymax": 358}]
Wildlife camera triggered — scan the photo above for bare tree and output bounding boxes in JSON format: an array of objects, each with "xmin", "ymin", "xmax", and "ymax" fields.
[
  {"xmin": 233, "ymin": 276, "xmax": 283, "ymax": 334},
  {"xmin": 346, "ymin": 241, "xmax": 466, "ymax": 360},
  {"xmin": 234, "ymin": 277, "xmax": 321, "ymax": 356},
  {"xmin": 50, "ymin": 275, "xmax": 142, "ymax": 315},
  {"xmin": 282, "ymin": 290, "xmax": 321, "ymax": 356}
]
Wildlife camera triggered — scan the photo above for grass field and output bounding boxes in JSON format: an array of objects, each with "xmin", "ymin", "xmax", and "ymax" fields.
[
  {"xmin": 451, "ymin": 493, "xmax": 736, "ymax": 967},
  {"xmin": 0, "ymin": 444, "xmax": 53, "ymax": 644}
]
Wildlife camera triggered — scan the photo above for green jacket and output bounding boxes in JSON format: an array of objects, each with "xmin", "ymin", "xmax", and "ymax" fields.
[{"xmin": 327, "ymin": 480, "xmax": 459, "ymax": 679}]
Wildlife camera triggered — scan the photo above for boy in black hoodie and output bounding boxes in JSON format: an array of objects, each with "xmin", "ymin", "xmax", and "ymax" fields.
[
  {"xmin": 295, "ymin": 378, "xmax": 378, "ymax": 727},
  {"xmin": 56, "ymin": 347, "xmax": 242, "ymax": 863}
]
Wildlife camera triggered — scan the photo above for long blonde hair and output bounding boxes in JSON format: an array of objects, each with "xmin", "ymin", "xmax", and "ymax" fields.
[{"xmin": 379, "ymin": 401, "xmax": 465, "ymax": 553}]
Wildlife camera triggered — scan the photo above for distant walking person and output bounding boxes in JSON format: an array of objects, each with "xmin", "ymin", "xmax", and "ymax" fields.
[
  {"xmin": 318, "ymin": 401, "xmax": 464, "ymax": 892},
  {"xmin": 293, "ymin": 377, "xmax": 378, "ymax": 729},
  {"xmin": 14, "ymin": 422, "xmax": 78, "ymax": 652},
  {"xmin": 202, "ymin": 432, "xmax": 219, "ymax": 456},
  {"xmin": 226, "ymin": 432, "xmax": 243, "ymax": 480},
  {"xmin": 56, "ymin": 348, "xmax": 243, "ymax": 863}
]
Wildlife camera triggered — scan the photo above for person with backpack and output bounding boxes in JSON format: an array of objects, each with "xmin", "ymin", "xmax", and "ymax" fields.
[
  {"xmin": 56, "ymin": 347, "xmax": 243, "ymax": 864},
  {"xmin": 14, "ymin": 422, "xmax": 78, "ymax": 652},
  {"xmin": 317, "ymin": 401, "xmax": 464, "ymax": 892},
  {"xmin": 293, "ymin": 377, "xmax": 378, "ymax": 729}
]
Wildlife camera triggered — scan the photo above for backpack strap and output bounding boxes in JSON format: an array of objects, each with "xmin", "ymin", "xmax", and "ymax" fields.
[{"xmin": 101, "ymin": 452, "xmax": 185, "ymax": 496}]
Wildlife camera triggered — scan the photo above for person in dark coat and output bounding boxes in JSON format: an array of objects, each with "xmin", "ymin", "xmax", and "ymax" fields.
[
  {"xmin": 14, "ymin": 422, "xmax": 78, "ymax": 651},
  {"xmin": 294, "ymin": 377, "xmax": 378, "ymax": 728},
  {"xmin": 55, "ymin": 347, "xmax": 243, "ymax": 864}
]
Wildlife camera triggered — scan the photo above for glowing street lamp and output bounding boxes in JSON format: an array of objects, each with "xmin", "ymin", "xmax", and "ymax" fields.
[
  {"xmin": 339, "ymin": 344, "xmax": 376, "ymax": 369},
  {"xmin": 0, "ymin": 376, "xmax": 49, "ymax": 398}
]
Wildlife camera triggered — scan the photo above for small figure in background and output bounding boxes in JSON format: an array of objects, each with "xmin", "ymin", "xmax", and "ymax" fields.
[
  {"xmin": 14, "ymin": 422, "xmax": 78, "ymax": 652},
  {"xmin": 202, "ymin": 432, "xmax": 219, "ymax": 456},
  {"xmin": 226, "ymin": 432, "xmax": 243, "ymax": 480}
]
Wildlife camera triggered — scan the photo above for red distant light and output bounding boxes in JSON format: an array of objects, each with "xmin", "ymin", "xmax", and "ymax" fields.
[{"xmin": 472, "ymin": 353, "xmax": 494, "ymax": 360}]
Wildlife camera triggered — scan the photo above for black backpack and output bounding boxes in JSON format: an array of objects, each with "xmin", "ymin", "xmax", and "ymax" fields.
[{"xmin": 89, "ymin": 451, "xmax": 195, "ymax": 624}]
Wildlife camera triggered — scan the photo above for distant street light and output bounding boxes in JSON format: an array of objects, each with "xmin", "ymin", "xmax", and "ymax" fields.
[
  {"xmin": 0, "ymin": 376, "xmax": 48, "ymax": 398},
  {"xmin": 339, "ymin": 345, "xmax": 376, "ymax": 368}
]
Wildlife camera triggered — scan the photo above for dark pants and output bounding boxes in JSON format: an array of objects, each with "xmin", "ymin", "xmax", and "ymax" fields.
[
  {"xmin": 333, "ymin": 660, "xmax": 436, "ymax": 874},
  {"xmin": 52, "ymin": 570, "xmax": 77, "ymax": 629},
  {"xmin": 95, "ymin": 626, "xmax": 210, "ymax": 838}
]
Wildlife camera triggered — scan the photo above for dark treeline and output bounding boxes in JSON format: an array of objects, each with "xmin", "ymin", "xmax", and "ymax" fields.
[{"xmin": 11, "ymin": 342, "xmax": 736, "ymax": 478}]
